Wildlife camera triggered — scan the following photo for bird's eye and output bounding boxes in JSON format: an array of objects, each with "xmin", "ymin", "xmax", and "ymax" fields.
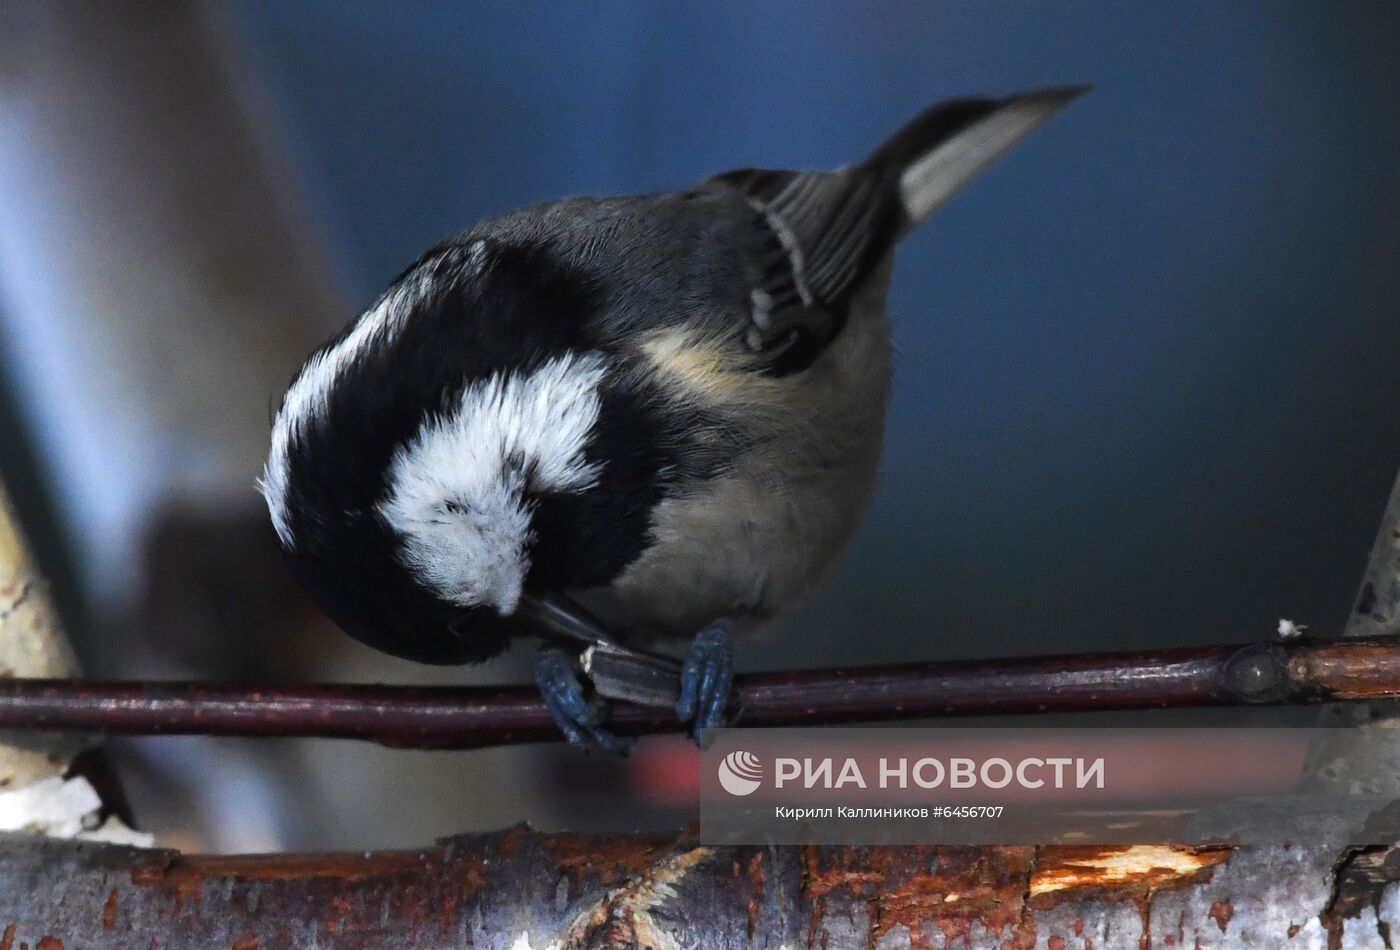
[
  {"xmin": 446, "ymin": 611, "xmax": 474, "ymax": 639},
  {"xmin": 440, "ymin": 498, "xmax": 472, "ymax": 516},
  {"xmin": 758, "ymin": 327, "xmax": 803, "ymax": 360}
]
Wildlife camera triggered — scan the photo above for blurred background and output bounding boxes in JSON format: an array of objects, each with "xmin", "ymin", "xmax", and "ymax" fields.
[{"xmin": 0, "ymin": 1, "xmax": 1396, "ymax": 853}]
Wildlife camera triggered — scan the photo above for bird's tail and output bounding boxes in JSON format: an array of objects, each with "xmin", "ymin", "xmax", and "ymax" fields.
[{"xmin": 863, "ymin": 86, "xmax": 1088, "ymax": 235}]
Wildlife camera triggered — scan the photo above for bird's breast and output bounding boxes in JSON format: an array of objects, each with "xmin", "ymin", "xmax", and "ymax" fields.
[{"xmin": 573, "ymin": 263, "xmax": 895, "ymax": 645}]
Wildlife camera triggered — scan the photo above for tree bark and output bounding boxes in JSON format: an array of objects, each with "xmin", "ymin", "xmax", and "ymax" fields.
[
  {"xmin": 0, "ymin": 483, "xmax": 83, "ymax": 789},
  {"xmin": 0, "ymin": 829, "xmax": 1394, "ymax": 948},
  {"xmin": 1303, "ymin": 468, "xmax": 1400, "ymax": 800}
]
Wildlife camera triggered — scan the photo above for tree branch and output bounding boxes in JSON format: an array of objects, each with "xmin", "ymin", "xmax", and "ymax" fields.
[{"xmin": 0, "ymin": 637, "xmax": 1393, "ymax": 749}]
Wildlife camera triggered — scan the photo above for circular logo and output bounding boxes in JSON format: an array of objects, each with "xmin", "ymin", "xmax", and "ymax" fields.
[{"xmin": 717, "ymin": 750, "xmax": 763, "ymax": 797}]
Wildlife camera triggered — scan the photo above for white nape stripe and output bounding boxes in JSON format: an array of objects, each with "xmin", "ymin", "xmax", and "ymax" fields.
[
  {"xmin": 258, "ymin": 241, "xmax": 487, "ymax": 548},
  {"xmin": 377, "ymin": 352, "xmax": 607, "ymax": 615},
  {"xmin": 259, "ymin": 287, "xmax": 411, "ymax": 547}
]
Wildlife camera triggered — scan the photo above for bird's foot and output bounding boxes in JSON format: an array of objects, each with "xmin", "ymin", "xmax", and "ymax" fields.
[
  {"xmin": 675, "ymin": 619, "xmax": 736, "ymax": 745},
  {"xmin": 535, "ymin": 645, "xmax": 631, "ymax": 755}
]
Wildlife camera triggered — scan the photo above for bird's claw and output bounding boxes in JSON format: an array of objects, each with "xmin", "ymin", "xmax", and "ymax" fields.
[
  {"xmin": 535, "ymin": 645, "xmax": 631, "ymax": 755},
  {"xmin": 675, "ymin": 619, "xmax": 736, "ymax": 745}
]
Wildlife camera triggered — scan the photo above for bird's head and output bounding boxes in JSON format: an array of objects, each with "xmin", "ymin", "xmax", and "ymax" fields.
[{"xmin": 260, "ymin": 236, "xmax": 670, "ymax": 663}]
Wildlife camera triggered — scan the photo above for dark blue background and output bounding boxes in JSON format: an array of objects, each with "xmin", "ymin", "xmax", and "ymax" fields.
[{"xmin": 230, "ymin": 2, "xmax": 1400, "ymax": 668}]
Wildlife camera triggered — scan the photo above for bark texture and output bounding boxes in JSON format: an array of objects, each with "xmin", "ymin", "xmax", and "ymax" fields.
[
  {"xmin": 1304, "ymin": 469, "xmax": 1400, "ymax": 800},
  {"xmin": 0, "ymin": 484, "xmax": 83, "ymax": 789},
  {"xmin": 0, "ymin": 830, "xmax": 1397, "ymax": 948}
]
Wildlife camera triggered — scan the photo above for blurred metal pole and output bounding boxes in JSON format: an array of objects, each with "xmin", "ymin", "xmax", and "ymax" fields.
[
  {"xmin": 0, "ymin": 0, "xmax": 354, "ymax": 852},
  {"xmin": 0, "ymin": 0, "xmax": 343, "ymax": 602}
]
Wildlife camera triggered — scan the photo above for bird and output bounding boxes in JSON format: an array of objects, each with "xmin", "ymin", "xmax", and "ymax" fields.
[{"xmin": 260, "ymin": 87, "xmax": 1086, "ymax": 753}]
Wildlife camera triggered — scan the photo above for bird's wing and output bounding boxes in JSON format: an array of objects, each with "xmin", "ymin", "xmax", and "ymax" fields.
[
  {"xmin": 705, "ymin": 166, "xmax": 897, "ymax": 375},
  {"xmin": 706, "ymin": 89, "xmax": 1085, "ymax": 375},
  {"xmin": 712, "ymin": 167, "xmax": 899, "ymax": 318}
]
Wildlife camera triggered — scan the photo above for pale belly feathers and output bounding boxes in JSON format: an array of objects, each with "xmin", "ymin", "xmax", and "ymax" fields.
[{"xmin": 573, "ymin": 260, "xmax": 895, "ymax": 644}]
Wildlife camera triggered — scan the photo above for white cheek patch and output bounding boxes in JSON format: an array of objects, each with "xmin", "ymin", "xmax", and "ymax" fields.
[
  {"xmin": 259, "ymin": 242, "xmax": 487, "ymax": 548},
  {"xmin": 377, "ymin": 351, "xmax": 607, "ymax": 615}
]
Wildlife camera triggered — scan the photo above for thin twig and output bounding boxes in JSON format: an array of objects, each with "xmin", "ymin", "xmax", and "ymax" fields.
[{"xmin": 0, "ymin": 637, "xmax": 1393, "ymax": 749}]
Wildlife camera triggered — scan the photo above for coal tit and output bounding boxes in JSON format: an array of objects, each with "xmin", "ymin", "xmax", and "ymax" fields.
[{"xmin": 260, "ymin": 88, "xmax": 1085, "ymax": 752}]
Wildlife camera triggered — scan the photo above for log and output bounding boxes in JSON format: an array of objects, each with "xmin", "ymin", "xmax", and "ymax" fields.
[
  {"xmin": 0, "ymin": 483, "xmax": 84, "ymax": 788},
  {"xmin": 1303, "ymin": 468, "xmax": 1400, "ymax": 798},
  {"xmin": 0, "ymin": 437, "xmax": 145, "ymax": 844},
  {"xmin": 0, "ymin": 829, "xmax": 1394, "ymax": 948}
]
